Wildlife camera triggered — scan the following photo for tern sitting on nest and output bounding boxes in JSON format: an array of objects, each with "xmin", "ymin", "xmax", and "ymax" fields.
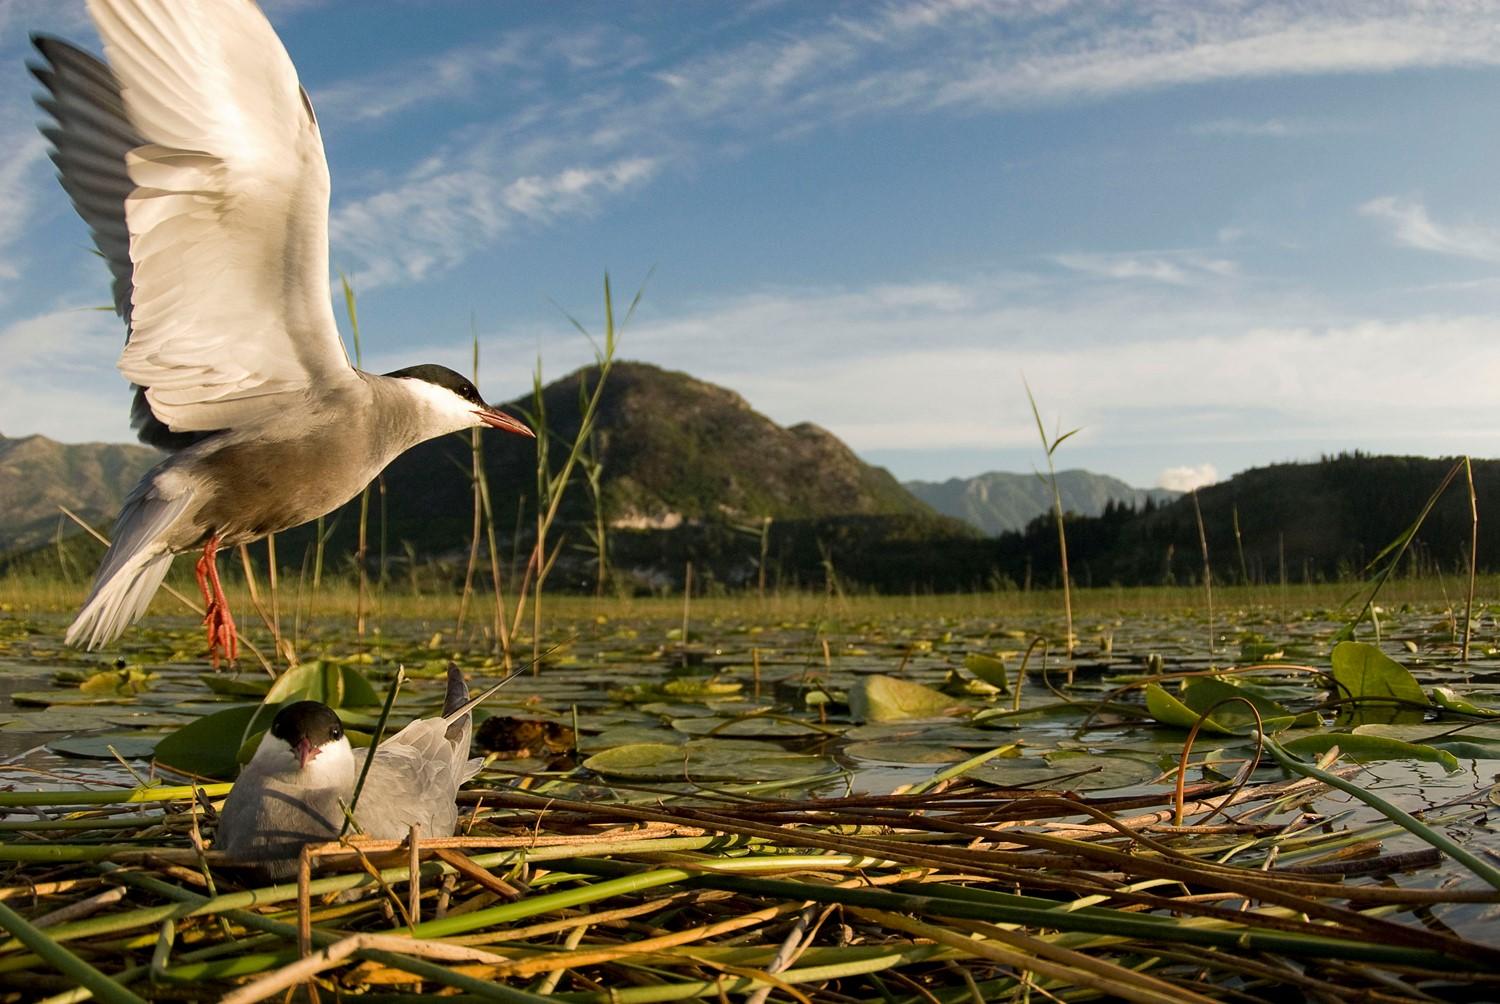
[{"xmin": 217, "ymin": 666, "xmax": 496, "ymax": 877}]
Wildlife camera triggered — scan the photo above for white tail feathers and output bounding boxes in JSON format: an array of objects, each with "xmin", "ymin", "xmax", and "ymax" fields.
[
  {"xmin": 66, "ymin": 550, "xmax": 175, "ymax": 649},
  {"xmin": 65, "ymin": 487, "xmax": 191, "ymax": 650}
]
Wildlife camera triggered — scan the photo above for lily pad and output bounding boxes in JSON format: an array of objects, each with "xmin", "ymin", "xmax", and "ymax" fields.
[
  {"xmin": 153, "ymin": 705, "xmax": 267, "ymax": 779},
  {"xmin": 848, "ymin": 675, "xmax": 962, "ymax": 723},
  {"xmin": 199, "ymin": 675, "xmax": 272, "ymax": 697},
  {"xmin": 1330, "ymin": 642, "xmax": 1426, "ymax": 724},
  {"xmin": 583, "ymin": 739, "xmax": 830, "ymax": 782},
  {"xmin": 670, "ymin": 715, "xmax": 828, "ymax": 738},
  {"xmin": 1144, "ymin": 677, "xmax": 1301, "ymax": 735},
  {"xmin": 263, "ymin": 662, "xmax": 382, "ymax": 708},
  {"xmin": 963, "ymin": 653, "xmax": 1012, "ymax": 691},
  {"xmin": 48, "ymin": 734, "xmax": 160, "ymax": 760},
  {"xmin": 843, "ymin": 741, "xmax": 968, "ymax": 765},
  {"xmin": 969, "ymin": 752, "xmax": 1160, "ymax": 791}
]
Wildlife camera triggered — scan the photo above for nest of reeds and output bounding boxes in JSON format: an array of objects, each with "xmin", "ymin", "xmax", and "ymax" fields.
[{"xmin": 0, "ymin": 759, "xmax": 1496, "ymax": 1004}]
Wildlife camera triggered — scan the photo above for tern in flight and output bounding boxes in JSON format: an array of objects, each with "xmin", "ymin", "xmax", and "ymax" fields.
[{"xmin": 31, "ymin": 0, "xmax": 533, "ymax": 665}]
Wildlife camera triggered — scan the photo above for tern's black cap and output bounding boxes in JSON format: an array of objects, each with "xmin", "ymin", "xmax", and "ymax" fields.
[
  {"xmin": 384, "ymin": 364, "xmax": 486, "ymax": 407},
  {"xmin": 270, "ymin": 701, "xmax": 345, "ymax": 748}
]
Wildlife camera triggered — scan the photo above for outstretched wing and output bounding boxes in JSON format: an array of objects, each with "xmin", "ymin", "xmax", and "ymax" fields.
[
  {"xmin": 41, "ymin": 0, "xmax": 354, "ymax": 437},
  {"xmin": 31, "ymin": 36, "xmax": 196, "ymax": 450}
]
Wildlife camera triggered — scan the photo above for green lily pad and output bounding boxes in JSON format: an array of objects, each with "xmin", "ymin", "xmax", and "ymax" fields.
[
  {"xmin": 969, "ymin": 752, "xmax": 1160, "ymax": 791},
  {"xmin": 263, "ymin": 662, "xmax": 381, "ymax": 708},
  {"xmin": 963, "ymin": 653, "xmax": 1012, "ymax": 691},
  {"xmin": 199, "ymin": 675, "xmax": 272, "ymax": 697},
  {"xmin": 670, "ymin": 715, "xmax": 828, "ymax": 738},
  {"xmin": 1330, "ymin": 642, "xmax": 1427, "ymax": 724},
  {"xmin": 153, "ymin": 705, "xmax": 267, "ymax": 779},
  {"xmin": 1430, "ymin": 687, "xmax": 1500, "ymax": 718},
  {"xmin": 843, "ymin": 741, "xmax": 968, "ymax": 765},
  {"xmin": 583, "ymin": 739, "xmax": 829, "ymax": 782},
  {"xmin": 1144, "ymin": 677, "xmax": 1300, "ymax": 735},
  {"xmin": 848, "ymin": 675, "xmax": 962, "ymax": 723},
  {"xmin": 48, "ymin": 734, "xmax": 160, "ymax": 760}
]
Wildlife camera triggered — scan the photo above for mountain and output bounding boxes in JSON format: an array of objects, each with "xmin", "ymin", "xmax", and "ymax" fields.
[
  {"xmin": 0, "ymin": 432, "xmax": 158, "ymax": 555},
  {"xmin": 905, "ymin": 469, "xmax": 1180, "ymax": 535},
  {"xmin": 302, "ymin": 360, "xmax": 956, "ymax": 561},
  {"xmin": 0, "ymin": 363, "xmax": 953, "ymax": 576}
]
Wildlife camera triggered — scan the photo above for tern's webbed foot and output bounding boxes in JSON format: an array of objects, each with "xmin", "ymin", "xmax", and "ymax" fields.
[
  {"xmin": 203, "ymin": 596, "xmax": 239, "ymax": 669},
  {"xmin": 196, "ymin": 535, "xmax": 238, "ymax": 668}
]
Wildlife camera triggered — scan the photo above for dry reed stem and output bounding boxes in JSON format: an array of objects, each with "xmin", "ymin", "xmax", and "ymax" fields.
[
  {"xmin": 218, "ymin": 933, "xmax": 514, "ymax": 1004},
  {"xmin": 857, "ymin": 908, "xmax": 1216, "ymax": 1004}
]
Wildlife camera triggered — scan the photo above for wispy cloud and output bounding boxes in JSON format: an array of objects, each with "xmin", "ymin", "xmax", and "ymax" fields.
[
  {"xmin": 1360, "ymin": 195, "xmax": 1500, "ymax": 262},
  {"xmin": 1187, "ymin": 117, "xmax": 1336, "ymax": 138},
  {"xmin": 330, "ymin": 156, "xmax": 659, "ymax": 288},
  {"xmin": 449, "ymin": 270, "xmax": 1500, "ymax": 469},
  {"xmin": 1052, "ymin": 251, "xmax": 1238, "ymax": 285},
  {"xmin": 311, "ymin": 27, "xmax": 650, "ymax": 125},
  {"xmin": 315, "ymin": 1, "xmax": 1500, "ymax": 287}
]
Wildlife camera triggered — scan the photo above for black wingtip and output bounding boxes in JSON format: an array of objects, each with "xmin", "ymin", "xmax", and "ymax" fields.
[{"xmin": 441, "ymin": 662, "xmax": 470, "ymax": 718}]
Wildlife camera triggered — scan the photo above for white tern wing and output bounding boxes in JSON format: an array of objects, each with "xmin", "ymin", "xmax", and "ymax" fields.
[{"xmin": 84, "ymin": 0, "xmax": 353, "ymax": 433}]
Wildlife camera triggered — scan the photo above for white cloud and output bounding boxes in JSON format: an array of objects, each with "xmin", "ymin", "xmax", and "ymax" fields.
[
  {"xmin": 1052, "ymin": 251, "xmax": 1238, "ymax": 285},
  {"xmin": 520, "ymin": 274, "xmax": 1500, "ymax": 465},
  {"xmin": 306, "ymin": 1, "xmax": 1500, "ymax": 287},
  {"xmin": 310, "ymin": 27, "xmax": 648, "ymax": 125},
  {"xmin": 1188, "ymin": 117, "xmax": 1335, "ymax": 138},
  {"xmin": 1158, "ymin": 464, "xmax": 1220, "ymax": 491},
  {"xmin": 1359, "ymin": 196, "xmax": 1500, "ymax": 262},
  {"xmin": 329, "ymin": 157, "xmax": 660, "ymax": 289},
  {"xmin": 0, "ymin": 307, "xmax": 132, "ymax": 443}
]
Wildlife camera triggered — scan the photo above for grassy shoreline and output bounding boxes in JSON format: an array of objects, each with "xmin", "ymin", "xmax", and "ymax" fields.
[{"xmin": 5, "ymin": 571, "xmax": 1494, "ymax": 622}]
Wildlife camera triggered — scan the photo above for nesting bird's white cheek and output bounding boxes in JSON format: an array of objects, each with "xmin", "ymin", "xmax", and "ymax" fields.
[
  {"xmin": 247, "ymin": 739, "xmax": 304, "ymax": 778},
  {"xmin": 302, "ymin": 737, "xmax": 358, "ymax": 790}
]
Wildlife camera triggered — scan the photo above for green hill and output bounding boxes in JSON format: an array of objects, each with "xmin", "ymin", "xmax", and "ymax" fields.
[
  {"xmin": 906, "ymin": 469, "xmax": 1179, "ymax": 535},
  {"xmin": 0, "ymin": 432, "xmax": 158, "ymax": 555},
  {"xmin": 299, "ymin": 360, "xmax": 959, "ymax": 569},
  {"xmin": 1000, "ymin": 453, "xmax": 1496, "ymax": 588}
]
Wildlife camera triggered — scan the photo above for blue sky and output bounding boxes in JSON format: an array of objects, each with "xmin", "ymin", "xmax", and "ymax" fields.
[{"xmin": 3, "ymin": 1, "xmax": 1500, "ymax": 490}]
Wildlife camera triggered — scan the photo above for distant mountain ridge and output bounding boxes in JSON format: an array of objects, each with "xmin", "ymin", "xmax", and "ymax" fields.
[
  {"xmin": 905, "ymin": 469, "xmax": 1180, "ymax": 535},
  {"xmin": 0, "ymin": 432, "xmax": 158, "ymax": 554}
]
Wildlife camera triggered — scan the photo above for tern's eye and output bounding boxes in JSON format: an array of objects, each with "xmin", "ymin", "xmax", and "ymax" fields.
[{"xmin": 330, "ymin": 725, "xmax": 343, "ymax": 739}]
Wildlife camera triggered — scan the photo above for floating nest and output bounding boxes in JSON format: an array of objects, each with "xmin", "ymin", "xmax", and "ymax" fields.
[{"xmin": 0, "ymin": 762, "xmax": 1496, "ymax": 1003}]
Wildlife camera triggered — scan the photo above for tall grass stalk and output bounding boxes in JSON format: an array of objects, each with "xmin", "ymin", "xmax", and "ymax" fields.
[
  {"xmin": 1232, "ymin": 503, "xmax": 1249, "ymax": 584},
  {"xmin": 1190, "ymin": 488, "xmax": 1214, "ymax": 654},
  {"xmin": 1463, "ymin": 456, "xmax": 1478, "ymax": 662},
  {"xmin": 510, "ymin": 274, "xmax": 639, "ymax": 669},
  {"xmin": 578, "ymin": 415, "xmax": 609, "ymax": 597},
  {"xmin": 1338, "ymin": 456, "xmax": 1469, "ymax": 642},
  {"xmin": 341, "ymin": 275, "xmax": 372, "ymax": 653},
  {"xmin": 456, "ymin": 328, "xmax": 485, "ymax": 637},
  {"xmin": 1023, "ymin": 378, "xmax": 1079, "ymax": 656},
  {"xmin": 235, "ymin": 543, "xmax": 294, "ymax": 667}
]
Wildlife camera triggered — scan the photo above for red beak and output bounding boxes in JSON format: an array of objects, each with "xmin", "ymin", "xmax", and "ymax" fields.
[
  {"xmin": 296, "ymin": 738, "xmax": 318, "ymax": 769},
  {"xmin": 475, "ymin": 408, "xmax": 535, "ymax": 438}
]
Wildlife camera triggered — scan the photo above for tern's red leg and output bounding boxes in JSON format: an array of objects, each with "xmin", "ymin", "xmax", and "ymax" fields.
[{"xmin": 195, "ymin": 535, "xmax": 239, "ymax": 668}]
